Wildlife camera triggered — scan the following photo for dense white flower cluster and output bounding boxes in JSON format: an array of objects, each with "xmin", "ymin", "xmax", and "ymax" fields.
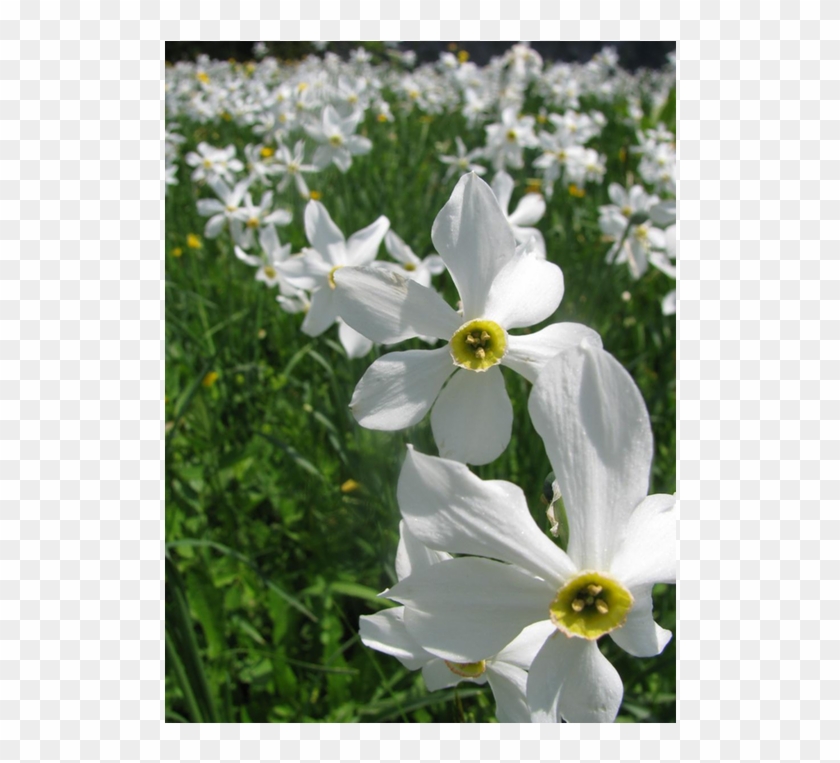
[{"xmin": 165, "ymin": 44, "xmax": 676, "ymax": 721}]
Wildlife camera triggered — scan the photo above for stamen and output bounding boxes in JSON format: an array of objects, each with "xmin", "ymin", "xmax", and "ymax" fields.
[
  {"xmin": 475, "ymin": 347, "xmax": 485, "ymax": 360},
  {"xmin": 549, "ymin": 571, "xmax": 634, "ymax": 640},
  {"xmin": 480, "ymin": 330, "xmax": 490, "ymax": 343}
]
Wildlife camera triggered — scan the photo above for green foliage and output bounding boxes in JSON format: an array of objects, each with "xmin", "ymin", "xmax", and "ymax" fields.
[{"xmin": 165, "ymin": 96, "xmax": 676, "ymax": 723}]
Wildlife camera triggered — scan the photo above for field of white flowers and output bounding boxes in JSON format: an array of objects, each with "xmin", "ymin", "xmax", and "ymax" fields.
[{"xmin": 165, "ymin": 42, "xmax": 676, "ymax": 723}]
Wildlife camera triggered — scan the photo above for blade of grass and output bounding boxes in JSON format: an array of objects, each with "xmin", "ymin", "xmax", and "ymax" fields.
[{"xmin": 167, "ymin": 538, "xmax": 318, "ymax": 622}]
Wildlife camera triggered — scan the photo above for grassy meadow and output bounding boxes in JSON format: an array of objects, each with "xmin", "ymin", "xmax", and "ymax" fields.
[{"xmin": 165, "ymin": 48, "xmax": 676, "ymax": 723}]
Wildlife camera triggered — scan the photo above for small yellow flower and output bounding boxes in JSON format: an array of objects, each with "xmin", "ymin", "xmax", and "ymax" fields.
[
  {"xmin": 377, "ymin": 113, "xmax": 388, "ymax": 122},
  {"xmin": 187, "ymin": 234, "xmax": 202, "ymax": 249},
  {"xmin": 260, "ymin": 146, "xmax": 275, "ymax": 158},
  {"xmin": 457, "ymin": 50, "xmax": 469, "ymax": 63},
  {"xmin": 171, "ymin": 247, "xmax": 183, "ymax": 258},
  {"xmin": 196, "ymin": 71, "xmax": 209, "ymax": 84},
  {"xmin": 568, "ymin": 184, "xmax": 586, "ymax": 198},
  {"xmin": 340, "ymin": 479, "xmax": 361, "ymax": 494},
  {"xmin": 309, "ymin": 190, "xmax": 322, "ymax": 200},
  {"xmin": 257, "ymin": 328, "xmax": 267, "ymax": 339},
  {"xmin": 221, "ymin": 111, "xmax": 232, "ymax": 122},
  {"xmin": 525, "ymin": 178, "xmax": 542, "ymax": 195},
  {"xmin": 202, "ymin": 371, "xmax": 219, "ymax": 388}
]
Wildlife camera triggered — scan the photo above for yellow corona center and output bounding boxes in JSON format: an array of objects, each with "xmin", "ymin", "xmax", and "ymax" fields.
[
  {"xmin": 444, "ymin": 660, "xmax": 486, "ymax": 678},
  {"xmin": 260, "ymin": 146, "xmax": 275, "ymax": 158},
  {"xmin": 549, "ymin": 571, "xmax": 633, "ymax": 640},
  {"xmin": 506, "ymin": 129, "xmax": 517, "ymax": 142},
  {"xmin": 449, "ymin": 319, "xmax": 507, "ymax": 371},
  {"xmin": 327, "ymin": 265, "xmax": 343, "ymax": 289},
  {"xmin": 246, "ymin": 217, "xmax": 260, "ymax": 229},
  {"xmin": 263, "ymin": 266, "xmax": 276, "ymax": 279},
  {"xmin": 621, "ymin": 205, "xmax": 632, "ymax": 218},
  {"xmin": 402, "ymin": 262, "xmax": 416, "ymax": 272},
  {"xmin": 329, "ymin": 134, "xmax": 343, "ymax": 147}
]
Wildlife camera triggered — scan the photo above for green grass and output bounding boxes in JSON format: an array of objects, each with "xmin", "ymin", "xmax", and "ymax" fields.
[{"xmin": 165, "ymin": 94, "xmax": 676, "ymax": 723}]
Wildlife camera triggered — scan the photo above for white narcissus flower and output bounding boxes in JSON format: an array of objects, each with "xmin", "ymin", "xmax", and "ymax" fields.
[
  {"xmin": 274, "ymin": 140, "xmax": 318, "ymax": 199},
  {"xmin": 231, "ymin": 191, "xmax": 293, "ymax": 251},
  {"xmin": 483, "ymin": 107, "xmax": 539, "ymax": 171},
  {"xmin": 234, "ymin": 225, "xmax": 297, "ymax": 293},
  {"xmin": 383, "ymin": 341, "xmax": 675, "ymax": 723},
  {"xmin": 438, "ymin": 137, "xmax": 487, "ymax": 182},
  {"xmin": 185, "ymin": 142, "xmax": 244, "ymax": 184},
  {"xmin": 333, "ymin": 172, "xmax": 600, "ymax": 465},
  {"xmin": 360, "ymin": 522, "xmax": 555, "ymax": 723},
  {"xmin": 306, "ymin": 104, "xmax": 372, "ymax": 173},
  {"xmin": 491, "ymin": 171, "xmax": 547, "ymax": 258},
  {"xmin": 196, "ymin": 177, "xmax": 251, "ymax": 239},
  {"xmin": 278, "ymin": 200, "xmax": 389, "ymax": 353},
  {"xmin": 382, "ymin": 230, "xmax": 445, "ymax": 290}
]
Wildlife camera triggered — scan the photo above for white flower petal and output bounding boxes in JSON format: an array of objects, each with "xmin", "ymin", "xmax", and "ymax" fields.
[
  {"xmin": 358, "ymin": 608, "xmax": 430, "ymax": 671},
  {"xmin": 483, "ymin": 251, "xmax": 564, "ymax": 330},
  {"xmin": 503, "ymin": 323, "xmax": 603, "ymax": 384},
  {"xmin": 494, "ymin": 620, "xmax": 558, "ymax": 670},
  {"xmin": 197, "ymin": 198, "xmax": 225, "ymax": 216},
  {"xmin": 649, "ymin": 251, "xmax": 676, "ymax": 279},
  {"xmin": 528, "ymin": 343, "xmax": 654, "ymax": 571},
  {"xmin": 527, "ymin": 635, "xmax": 624, "ymax": 723},
  {"xmin": 345, "ymin": 215, "xmax": 390, "ymax": 266},
  {"xmin": 609, "ymin": 493, "xmax": 677, "ymax": 588},
  {"xmin": 491, "ymin": 170, "xmax": 514, "ymax": 214},
  {"xmin": 649, "ymin": 199, "xmax": 676, "ymax": 227},
  {"xmin": 234, "ymin": 245, "xmax": 263, "ymax": 268},
  {"xmin": 662, "ymin": 290, "xmax": 676, "ymax": 316},
  {"xmin": 312, "ymin": 144, "xmax": 334, "ymax": 171},
  {"xmin": 304, "ymin": 200, "xmax": 345, "ymax": 264},
  {"xmin": 204, "ymin": 214, "xmax": 227, "ymax": 239},
  {"xmin": 398, "ymin": 447, "xmax": 575, "ymax": 585},
  {"xmin": 512, "ymin": 226, "xmax": 546, "ymax": 258},
  {"xmin": 608, "ymin": 183, "xmax": 627, "ymax": 207},
  {"xmin": 430, "ymin": 366, "xmax": 512, "ymax": 466},
  {"xmin": 486, "ymin": 662, "xmax": 530, "ymax": 723},
  {"xmin": 395, "ymin": 520, "xmax": 451, "ymax": 581},
  {"xmin": 277, "ymin": 251, "xmax": 329, "ymax": 291},
  {"xmin": 337, "ymin": 319, "xmax": 373, "ymax": 359},
  {"xmin": 332, "ymin": 148, "xmax": 353, "ymax": 173},
  {"xmin": 349, "ymin": 347, "xmax": 455, "ymax": 430},
  {"xmin": 333, "ymin": 266, "xmax": 461, "ymax": 343},
  {"xmin": 431, "ymin": 173, "xmax": 517, "ymax": 320},
  {"xmin": 507, "ymin": 193, "xmax": 546, "ymax": 227},
  {"xmin": 300, "ymin": 286, "xmax": 337, "ymax": 336},
  {"xmin": 422, "ymin": 659, "xmax": 475, "ymax": 692},
  {"xmin": 384, "ymin": 229, "xmax": 420, "ymax": 266},
  {"xmin": 263, "ymin": 208, "xmax": 293, "ymax": 227},
  {"xmin": 609, "ymin": 587, "xmax": 672, "ymax": 658},
  {"xmin": 345, "ymin": 134, "xmax": 372, "ymax": 155},
  {"xmin": 388, "ymin": 557, "xmax": 555, "ymax": 662},
  {"xmin": 664, "ymin": 224, "xmax": 676, "ymax": 259}
]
